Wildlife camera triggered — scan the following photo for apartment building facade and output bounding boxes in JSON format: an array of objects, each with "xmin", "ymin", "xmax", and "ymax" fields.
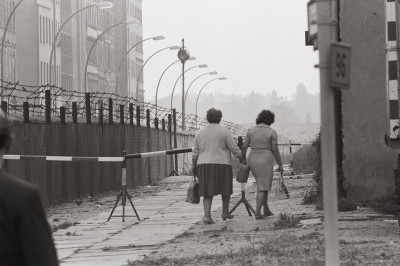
[
  {"xmin": 1, "ymin": 0, "xmax": 143, "ymax": 101},
  {"xmin": 0, "ymin": 0, "xmax": 18, "ymax": 83}
]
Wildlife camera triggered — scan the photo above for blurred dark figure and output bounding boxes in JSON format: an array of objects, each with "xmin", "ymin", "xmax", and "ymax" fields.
[{"xmin": 0, "ymin": 111, "xmax": 58, "ymax": 265}]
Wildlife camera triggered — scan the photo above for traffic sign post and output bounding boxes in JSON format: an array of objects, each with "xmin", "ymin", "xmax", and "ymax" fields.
[{"xmin": 330, "ymin": 42, "xmax": 351, "ymax": 89}]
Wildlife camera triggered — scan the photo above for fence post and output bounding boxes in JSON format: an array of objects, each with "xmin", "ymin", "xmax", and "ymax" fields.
[
  {"xmin": 168, "ymin": 114, "xmax": 173, "ymax": 176},
  {"xmin": 72, "ymin": 102, "xmax": 77, "ymax": 124},
  {"xmin": 146, "ymin": 109, "xmax": 150, "ymax": 128},
  {"xmin": 23, "ymin": 102, "xmax": 29, "ymax": 123},
  {"xmin": 136, "ymin": 106, "xmax": 141, "ymax": 126},
  {"xmin": 99, "ymin": 100, "xmax": 103, "ymax": 126},
  {"xmin": 45, "ymin": 90, "xmax": 50, "ymax": 123},
  {"xmin": 173, "ymin": 108, "xmax": 178, "ymax": 175},
  {"xmin": 146, "ymin": 109, "xmax": 151, "ymax": 184},
  {"xmin": 155, "ymin": 117, "xmax": 159, "ymax": 130},
  {"xmin": 60, "ymin": 106, "xmax": 65, "ymax": 125},
  {"xmin": 120, "ymin": 105, "xmax": 124, "ymax": 125},
  {"xmin": 0, "ymin": 101, "xmax": 6, "ymax": 114},
  {"xmin": 129, "ymin": 103, "xmax": 134, "ymax": 125},
  {"xmin": 161, "ymin": 118, "xmax": 165, "ymax": 131},
  {"xmin": 109, "ymin": 98, "xmax": 113, "ymax": 125},
  {"xmin": 85, "ymin": 93, "xmax": 91, "ymax": 124}
]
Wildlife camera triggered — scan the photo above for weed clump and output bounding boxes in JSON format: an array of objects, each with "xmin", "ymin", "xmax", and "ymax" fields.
[{"xmin": 272, "ymin": 213, "xmax": 301, "ymax": 230}]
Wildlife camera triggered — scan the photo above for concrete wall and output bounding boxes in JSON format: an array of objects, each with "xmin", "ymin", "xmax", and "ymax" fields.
[{"xmin": 341, "ymin": 0, "xmax": 397, "ymax": 200}]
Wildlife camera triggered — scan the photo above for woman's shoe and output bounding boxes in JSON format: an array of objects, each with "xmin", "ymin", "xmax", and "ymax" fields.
[
  {"xmin": 263, "ymin": 209, "xmax": 274, "ymax": 217},
  {"xmin": 203, "ymin": 217, "xmax": 215, "ymax": 225},
  {"xmin": 221, "ymin": 213, "xmax": 234, "ymax": 221},
  {"xmin": 255, "ymin": 214, "xmax": 265, "ymax": 220}
]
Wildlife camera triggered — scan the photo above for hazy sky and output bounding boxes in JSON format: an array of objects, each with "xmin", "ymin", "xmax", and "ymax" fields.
[{"xmin": 141, "ymin": 0, "xmax": 319, "ymax": 102}]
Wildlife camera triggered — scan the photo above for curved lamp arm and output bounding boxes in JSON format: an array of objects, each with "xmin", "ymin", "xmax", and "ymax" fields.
[
  {"xmin": 135, "ymin": 45, "xmax": 179, "ymax": 102},
  {"xmin": 170, "ymin": 64, "xmax": 207, "ymax": 110},
  {"xmin": 184, "ymin": 71, "xmax": 217, "ymax": 104},
  {"xmin": 85, "ymin": 20, "xmax": 138, "ymax": 92},
  {"xmin": 195, "ymin": 77, "xmax": 226, "ymax": 128},
  {"xmin": 49, "ymin": 4, "xmax": 96, "ymax": 84},
  {"xmin": 155, "ymin": 59, "xmax": 180, "ymax": 115},
  {"xmin": 116, "ymin": 35, "xmax": 164, "ymax": 93}
]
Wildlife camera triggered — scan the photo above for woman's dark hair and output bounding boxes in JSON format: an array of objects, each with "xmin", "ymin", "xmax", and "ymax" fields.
[
  {"xmin": 256, "ymin": 109, "xmax": 275, "ymax": 125},
  {"xmin": 206, "ymin": 108, "xmax": 222, "ymax": 123}
]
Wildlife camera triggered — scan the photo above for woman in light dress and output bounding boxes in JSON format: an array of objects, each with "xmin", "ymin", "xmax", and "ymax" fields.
[{"xmin": 242, "ymin": 110, "xmax": 283, "ymax": 220}]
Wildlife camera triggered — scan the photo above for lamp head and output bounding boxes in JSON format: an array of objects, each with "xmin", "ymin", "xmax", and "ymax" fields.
[
  {"xmin": 169, "ymin": 45, "xmax": 180, "ymax": 50},
  {"xmin": 125, "ymin": 19, "xmax": 140, "ymax": 25},
  {"xmin": 198, "ymin": 64, "xmax": 208, "ymax": 68},
  {"xmin": 209, "ymin": 71, "xmax": 218, "ymax": 75},
  {"xmin": 188, "ymin": 57, "xmax": 196, "ymax": 60},
  {"xmin": 219, "ymin": 77, "xmax": 227, "ymax": 80},
  {"xmin": 96, "ymin": 2, "xmax": 113, "ymax": 9},
  {"xmin": 152, "ymin": 35, "xmax": 165, "ymax": 40}
]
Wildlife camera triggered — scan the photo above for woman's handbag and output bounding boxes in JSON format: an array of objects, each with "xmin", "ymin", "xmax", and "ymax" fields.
[
  {"xmin": 186, "ymin": 175, "xmax": 200, "ymax": 204},
  {"xmin": 236, "ymin": 163, "xmax": 250, "ymax": 183},
  {"xmin": 275, "ymin": 173, "xmax": 289, "ymax": 200}
]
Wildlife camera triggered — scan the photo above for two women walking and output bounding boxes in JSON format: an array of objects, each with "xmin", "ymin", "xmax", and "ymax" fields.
[{"xmin": 192, "ymin": 108, "xmax": 283, "ymax": 224}]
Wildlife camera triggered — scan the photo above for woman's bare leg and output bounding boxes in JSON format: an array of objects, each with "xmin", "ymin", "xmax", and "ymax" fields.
[
  {"xmin": 255, "ymin": 191, "xmax": 265, "ymax": 216},
  {"xmin": 203, "ymin": 196, "xmax": 213, "ymax": 218}
]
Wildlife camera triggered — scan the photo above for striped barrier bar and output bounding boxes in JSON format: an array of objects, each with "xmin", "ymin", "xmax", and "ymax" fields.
[
  {"xmin": 126, "ymin": 148, "xmax": 193, "ymax": 160},
  {"xmin": 3, "ymin": 155, "xmax": 124, "ymax": 162},
  {"xmin": 385, "ymin": 0, "xmax": 400, "ymax": 139},
  {"xmin": 3, "ymin": 148, "xmax": 193, "ymax": 162}
]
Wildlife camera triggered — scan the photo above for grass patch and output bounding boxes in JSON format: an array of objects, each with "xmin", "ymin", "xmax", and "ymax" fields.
[
  {"xmin": 127, "ymin": 234, "xmax": 325, "ymax": 266},
  {"xmin": 175, "ymin": 231, "xmax": 194, "ymax": 239},
  {"xmin": 361, "ymin": 194, "xmax": 400, "ymax": 215},
  {"xmin": 52, "ymin": 221, "xmax": 74, "ymax": 232},
  {"xmin": 272, "ymin": 213, "xmax": 301, "ymax": 230}
]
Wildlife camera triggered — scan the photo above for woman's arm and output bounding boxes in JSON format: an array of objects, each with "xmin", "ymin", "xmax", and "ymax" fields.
[
  {"xmin": 241, "ymin": 147, "xmax": 248, "ymax": 165},
  {"xmin": 271, "ymin": 130, "xmax": 283, "ymax": 173},
  {"xmin": 272, "ymin": 147, "xmax": 283, "ymax": 173}
]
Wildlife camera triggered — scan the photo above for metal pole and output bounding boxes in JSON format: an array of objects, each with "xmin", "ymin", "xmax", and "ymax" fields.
[{"xmin": 316, "ymin": 0, "xmax": 339, "ymax": 265}]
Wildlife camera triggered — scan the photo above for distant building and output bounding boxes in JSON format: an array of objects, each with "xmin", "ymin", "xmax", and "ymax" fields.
[
  {"xmin": 0, "ymin": 0, "xmax": 18, "ymax": 83},
  {"xmin": 0, "ymin": 0, "xmax": 143, "ymax": 102}
]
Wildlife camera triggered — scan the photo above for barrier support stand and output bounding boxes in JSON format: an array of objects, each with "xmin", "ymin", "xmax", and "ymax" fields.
[
  {"xmin": 229, "ymin": 136, "xmax": 255, "ymax": 216},
  {"xmin": 229, "ymin": 183, "xmax": 255, "ymax": 216},
  {"xmin": 107, "ymin": 150, "xmax": 140, "ymax": 222}
]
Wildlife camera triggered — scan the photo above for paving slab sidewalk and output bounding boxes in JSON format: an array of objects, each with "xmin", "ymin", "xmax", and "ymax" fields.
[{"xmin": 53, "ymin": 175, "xmax": 246, "ymax": 266}]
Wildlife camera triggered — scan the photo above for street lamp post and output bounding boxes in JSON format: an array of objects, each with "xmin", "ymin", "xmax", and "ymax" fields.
[
  {"xmin": 155, "ymin": 57, "xmax": 196, "ymax": 117},
  {"xmin": 115, "ymin": 35, "xmax": 165, "ymax": 95},
  {"xmin": 195, "ymin": 77, "xmax": 226, "ymax": 128},
  {"xmin": 84, "ymin": 19, "xmax": 139, "ymax": 93},
  {"xmin": 1, "ymin": 0, "xmax": 24, "ymax": 91},
  {"xmin": 177, "ymin": 39, "xmax": 190, "ymax": 130},
  {"xmin": 184, "ymin": 71, "xmax": 218, "ymax": 106},
  {"xmin": 49, "ymin": 1, "xmax": 113, "ymax": 85},
  {"xmin": 170, "ymin": 64, "xmax": 208, "ymax": 111},
  {"xmin": 135, "ymin": 45, "xmax": 180, "ymax": 104}
]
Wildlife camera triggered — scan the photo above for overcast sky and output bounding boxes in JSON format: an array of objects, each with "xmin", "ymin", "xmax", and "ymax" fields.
[{"xmin": 141, "ymin": 0, "xmax": 319, "ymax": 102}]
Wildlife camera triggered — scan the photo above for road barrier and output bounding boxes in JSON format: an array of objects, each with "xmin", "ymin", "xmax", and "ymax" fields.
[{"xmin": 4, "ymin": 147, "xmax": 193, "ymax": 222}]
